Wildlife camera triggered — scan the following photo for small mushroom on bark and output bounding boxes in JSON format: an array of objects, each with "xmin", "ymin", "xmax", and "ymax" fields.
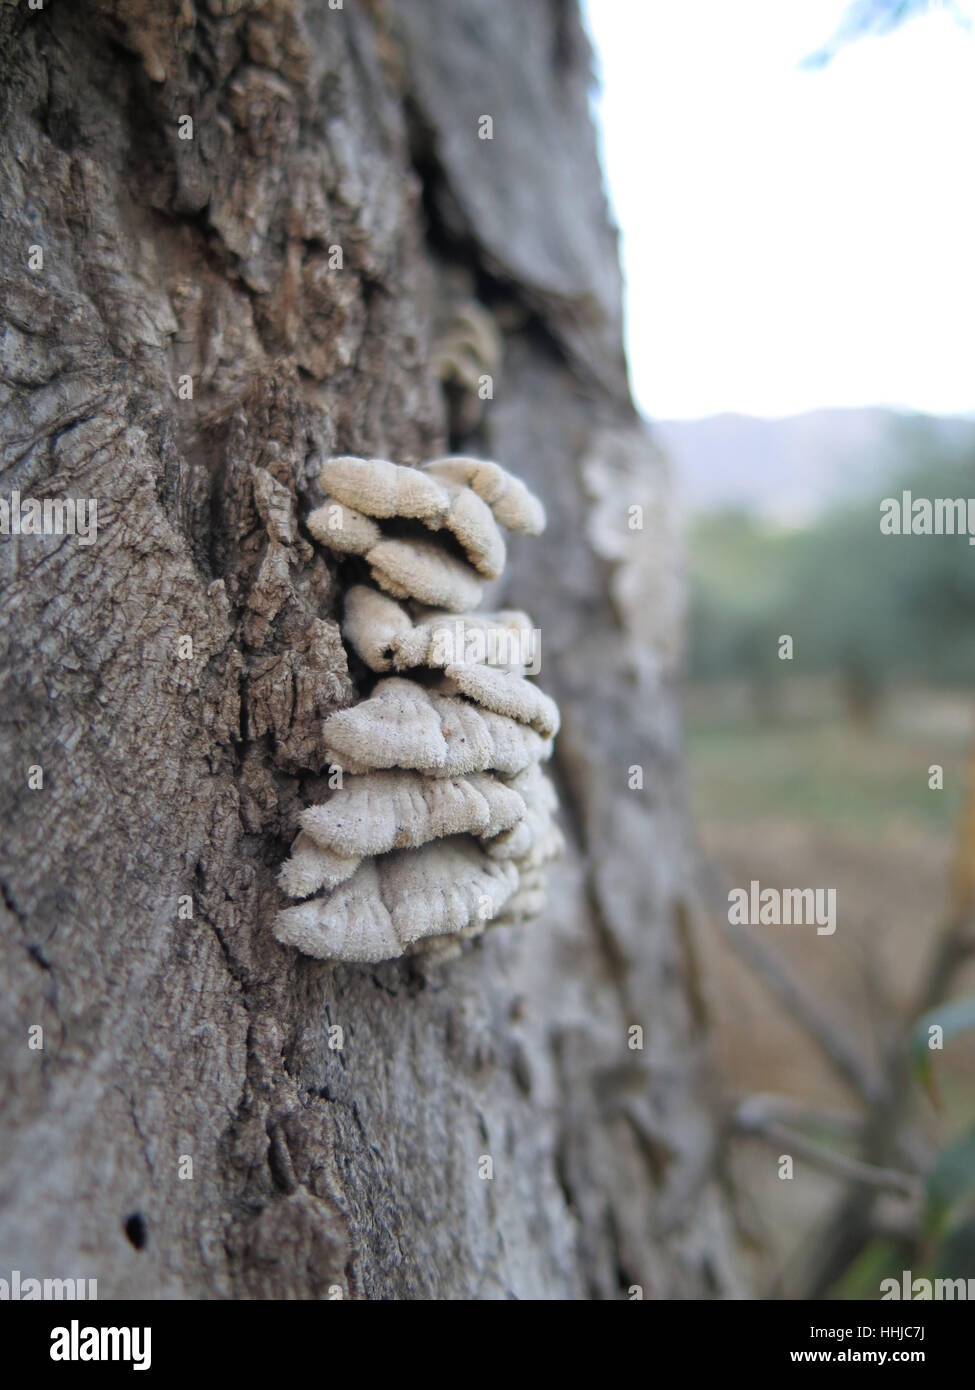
[
  {"xmin": 299, "ymin": 769, "xmax": 526, "ymax": 859},
  {"xmin": 321, "ymin": 677, "xmax": 552, "ymax": 778},
  {"xmin": 275, "ymin": 837, "xmax": 519, "ymax": 963}
]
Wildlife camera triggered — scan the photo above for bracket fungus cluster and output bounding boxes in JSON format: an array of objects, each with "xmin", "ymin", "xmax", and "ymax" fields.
[{"xmin": 275, "ymin": 454, "xmax": 562, "ymax": 964}]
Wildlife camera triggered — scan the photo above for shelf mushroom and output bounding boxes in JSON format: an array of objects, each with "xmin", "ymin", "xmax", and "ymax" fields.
[{"xmin": 276, "ymin": 455, "xmax": 561, "ymax": 963}]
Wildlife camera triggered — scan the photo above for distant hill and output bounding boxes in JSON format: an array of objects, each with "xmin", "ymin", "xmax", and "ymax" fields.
[{"xmin": 655, "ymin": 408, "xmax": 975, "ymax": 522}]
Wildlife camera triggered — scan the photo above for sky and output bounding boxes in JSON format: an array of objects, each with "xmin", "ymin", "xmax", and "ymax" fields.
[{"xmin": 583, "ymin": 0, "xmax": 975, "ymax": 421}]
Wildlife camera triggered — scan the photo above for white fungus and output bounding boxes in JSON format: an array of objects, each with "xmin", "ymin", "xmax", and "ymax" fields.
[
  {"xmin": 320, "ymin": 678, "xmax": 552, "ymax": 778},
  {"xmin": 433, "ymin": 302, "xmax": 502, "ymax": 404},
  {"xmin": 316, "ymin": 454, "xmax": 508, "ymax": 580},
  {"xmin": 306, "ymin": 499, "xmax": 382, "ymax": 555},
  {"xmin": 340, "ymin": 585, "xmax": 533, "ymax": 675},
  {"xmin": 439, "ymin": 663, "xmax": 561, "ymax": 738},
  {"xmin": 319, "ymin": 455, "xmax": 449, "ymax": 522},
  {"xmin": 299, "ymin": 769, "xmax": 527, "ymax": 859},
  {"xmin": 278, "ymin": 831, "xmax": 361, "ymax": 899},
  {"xmin": 276, "ymin": 839, "xmax": 520, "ymax": 963},
  {"xmin": 366, "ymin": 535, "xmax": 484, "ymax": 611},
  {"xmin": 276, "ymin": 454, "xmax": 561, "ymax": 963},
  {"xmin": 422, "ymin": 456, "xmax": 546, "ymax": 535}
]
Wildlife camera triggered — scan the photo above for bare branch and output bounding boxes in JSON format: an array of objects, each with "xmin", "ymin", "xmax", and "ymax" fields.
[{"xmin": 731, "ymin": 1102, "xmax": 921, "ymax": 1201}]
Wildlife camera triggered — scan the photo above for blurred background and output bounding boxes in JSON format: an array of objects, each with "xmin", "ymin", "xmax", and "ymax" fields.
[{"xmin": 585, "ymin": 0, "xmax": 975, "ymax": 1298}]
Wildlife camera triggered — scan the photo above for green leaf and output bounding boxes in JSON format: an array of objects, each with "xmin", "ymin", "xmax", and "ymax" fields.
[
  {"xmin": 910, "ymin": 995, "xmax": 975, "ymax": 1087},
  {"xmin": 932, "ymin": 1215, "xmax": 975, "ymax": 1282},
  {"xmin": 925, "ymin": 1122, "xmax": 975, "ymax": 1236}
]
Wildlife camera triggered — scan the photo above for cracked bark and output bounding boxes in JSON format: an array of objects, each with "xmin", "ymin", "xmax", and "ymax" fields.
[{"xmin": 0, "ymin": 0, "xmax": 743, "ymax": 1299}]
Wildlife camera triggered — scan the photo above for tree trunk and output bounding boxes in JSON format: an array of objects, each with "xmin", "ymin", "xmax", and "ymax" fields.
[{"xmin": 0, "ymin": 0, "xmax": 742, "ymax": 1299}]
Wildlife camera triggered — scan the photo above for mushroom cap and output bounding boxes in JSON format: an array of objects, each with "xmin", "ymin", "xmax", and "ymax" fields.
[
  {"xmin": 278, "ymin": 831, "xmax": 361, "ymax": 898},
  {"xmin": 436, "ymin": 480, "xmax": 506, "ymax": 579},
  {"xmin": 494, "ymin": 869, "xmax": 550, "ymax": 925},
  {"xmin": 422, "ymin": 456, "xmax": 545, "ymax": 535},
  {"xmin": 305, "ymin": 505, "xmax": 487, "ymax": 611},
  {"xmin": 439, "ymin": 663, "xmax": 561, "ymax": 738},
  {"xmin": 321, "ymin": 677, "xmax": 552, "ymax": 777},
  {"xmin": 435, "ymin": 343, "xmax": 486, "ymax": 395},
  {"xmin": 319, "ymin": 455, "xmax": 450, "ymax": 522},
  {"xmin": 313, "ymin": 456, "xmax": 534, "ymax": 579},
  {"xmin": 299, "ymin": 769, "xmax": 526, "ymax": 859},
  {"xmin": 368, "ymin": 536, "xmax": 484, "ymax": 612},
  {"xmin": 433, "ymin": 302, "xmax": 502, "ymax": 379},
  {"xmin": 405, "ymin": 929, "xmax": 468, "ymax": 964},
  {"xmin": 274, "ymin": 837, "xmax": 519, "ymax": 962},
  {"xmin": 306, "ymin": 499, "xmax": 382, "ymax": 555},
  {"xmin": 484, "ymin": 763, "xmax": 562, "ymax": 866},
  {"xmin": 394, "ymin": 608, "xmax": 533, "ymax": 673},
  {"xmin": 341, "ymin": 585, "xmax": 534, "ymax": 674},
  {"xmin": 341, "ymin": 585, "xmax": 415, "ymax": 673}
]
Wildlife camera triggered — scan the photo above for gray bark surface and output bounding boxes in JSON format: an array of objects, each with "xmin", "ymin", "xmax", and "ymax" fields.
[{"xmin": 0, "ymin": 0, "xmax": 742, "ymax": 1299}]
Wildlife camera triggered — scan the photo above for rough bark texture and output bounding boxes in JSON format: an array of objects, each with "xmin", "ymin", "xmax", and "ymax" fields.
[{"xmin": 0, "ymin": 0, "xmax": 742, "ymax": 1299}]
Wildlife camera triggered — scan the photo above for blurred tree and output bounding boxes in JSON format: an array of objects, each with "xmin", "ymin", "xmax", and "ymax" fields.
[
  {"xmin": 802, "ymin": 0, "xmax": 972, "ymax": 68},
  {"xmin": 686, "ymin": 429, "xmax": 975, "ymax": 719}
]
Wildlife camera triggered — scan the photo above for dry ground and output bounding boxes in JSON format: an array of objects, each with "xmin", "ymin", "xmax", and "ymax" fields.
[{"xmin": 686, "ymin": 683, "xmax": 975, "ymax": 1295}]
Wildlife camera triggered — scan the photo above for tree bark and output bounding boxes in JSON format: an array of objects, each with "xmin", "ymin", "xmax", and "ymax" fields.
[{"xmin": 0, "ymin": 0, "xmax": 742, "ymax": 1299}]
